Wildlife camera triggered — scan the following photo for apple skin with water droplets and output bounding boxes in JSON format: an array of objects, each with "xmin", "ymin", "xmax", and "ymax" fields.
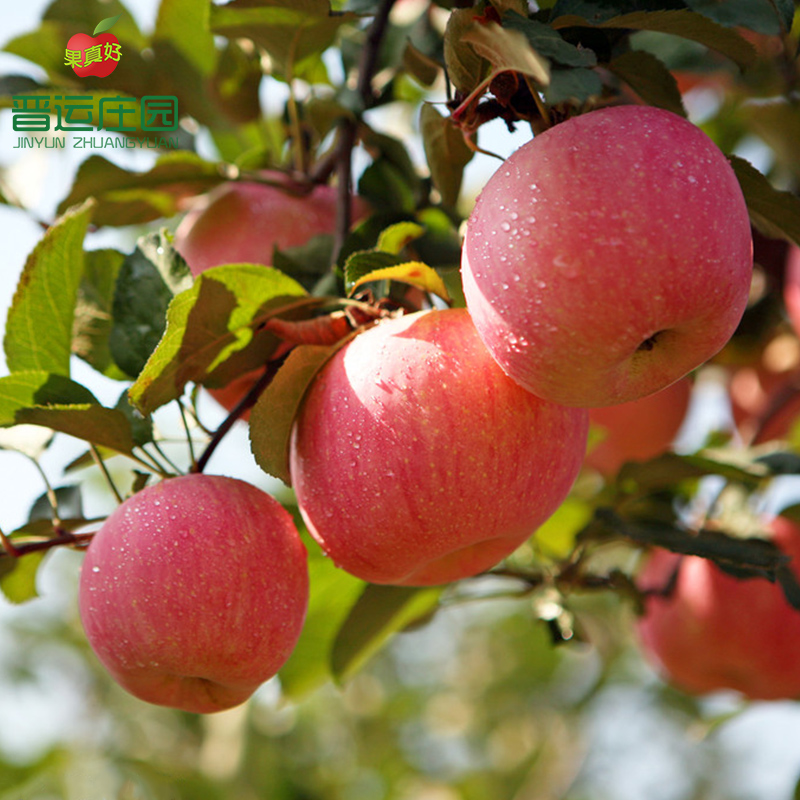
[
  {"xmin": 461, "ymin": 105, "xmax": 753, "ymax": 408},
  {"xmin": 79, "ymin": 474, "xmax": 308, "ymax": 713},
  {"xmin": 289, "ymin": 308, "xmax": 589, "ymax": 586}
]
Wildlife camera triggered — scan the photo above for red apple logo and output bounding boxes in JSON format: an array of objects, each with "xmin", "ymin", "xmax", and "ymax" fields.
[{"xmin": 65, "ymin": 15, "xmax": 122, "ymax": 79}]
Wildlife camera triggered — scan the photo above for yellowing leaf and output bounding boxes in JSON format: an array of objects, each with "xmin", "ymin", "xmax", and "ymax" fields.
[{"xmin": 348, "ymin": 261, "xmax": 451, "ymax": 303}]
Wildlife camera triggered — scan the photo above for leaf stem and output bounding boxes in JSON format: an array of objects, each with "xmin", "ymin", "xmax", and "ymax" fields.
[
  {"xmin": 149, "ymin": 440, "xmax": 183, "ymax": 475},
  {"xmin": 28, "ymin": 457, "xmax": 61, "ymax": 526},
  {"xmin": 177, "ymin": 399, "xmax": 198, "ymax": 466},
  {"xmin": 90, "ymin": 444, "xmax": 124, "ymax": 504}
]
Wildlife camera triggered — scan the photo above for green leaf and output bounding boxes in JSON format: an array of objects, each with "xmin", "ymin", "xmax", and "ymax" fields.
[
  {"xmin": 16, "ymin": 405, "xmax": 135, "ymax": 454},
  {"xmin": 57, "ymin": 153, "xmax": 224, "ymax": 228},
  {"xmin": 552, "ymin": 10, "xmax": 758, "ymax": 70},
  {"xmin": 279, "ymin": 532, "xmax": 365, "ymax": 697},
  {"xmin": 109, "ymin": 236, "xmax": 186, "ymax": 379},
  {"xmin": 0, "ymin": 551, "xmax": 46, "ymax": 604},
  {"xmin": 503, "ymin": 11, "xmax": 598, "ymax": 67},
  {"xmin": 249, "ymin": 343, "xmax": 340, "ymax": 485},
  {"xmin": 550, "ymin": 0, "xmax": 688, "ymax": 24},
  {"xmin": 154, "ymin": 0, "xmax": 217, "ymax": 77},
  {"xmin": 210, "ymin": 0, "xmax": 358, "ymax": 82},
  {"xmin": 0, "ymin": 372, "xmax": 97, "ymax": 422},
  {"xmin": 729, "ymin": 155, "xmax": 800, "ymax": 247},
  {"xmin": 129, "ymin": 265, "xmax": 309, "ymax": 415},
  {"xmin": 608, "ymin": 49, "xmax": 686, "ymax": 117},
  {"xmin": 444, "ymin": 8, "xmax": 489, "ymax": 94},
  {"xmin": 545, "ymin": 66, "xmax": 603, "ymax": 104},
  {"xmin": 4, "ymin": 200, "xmax": 94, "ymax": 377},
  {"xmin": 114, "ymin": 390, "xmax": 153, "ymax": 447},
  {"xmin": 348, "ymin": 261, "xmax": 451, "ymax": 302},
  {"xmin": 685, "ymin": 0, "xmax": 789, "ymax": 36},
  {"xmin": 271, "ymin": 234, "xmax": 336, "ymax": 293},
  {"xmin": 534, "ymin": 497, "xmax": 592, "ymax": 559},
  {"xmin": 331, "ymin": 584, "xmax": 442, "ymax": 683},
  {"xmin": 403, "ymin": 40, "xmax": 440, "ymax": 86},
  {"xmin": 357, "ymin": 159, "xmax": 417, "ymax": 215},
  {"xmin": 420, "ymin": 103, "xmax": 474, "ymax": 208},
  {"xmin": 0, "ymin": 372, "xmax": 135, "ymax": 453},
  {"xmin": 617, "ymin": 451, "xmax": 768, "ymax": 491},
  {"xmin": 93, "ymin": 14, "xmax": 121, "ymax": 36},
  {"xmin": 72, "ymin": 248, "xmax": 128, "ymax": 380}
]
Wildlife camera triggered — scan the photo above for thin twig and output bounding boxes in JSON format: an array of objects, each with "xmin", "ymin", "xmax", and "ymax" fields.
[
  {"xmin": 332, "ymin": 0, "xmax": 398, "ymax": 263},
  {"xmin": 192, "ymin": 353, "xmax": 290, "ymax": 475},
  {"xmin": 0, "ymin": 529, "xmax": 96, "ymax": 559}
]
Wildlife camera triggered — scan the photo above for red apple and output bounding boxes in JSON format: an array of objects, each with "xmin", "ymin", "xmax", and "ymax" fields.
[
  {"xmin": 784, "ymin": 245, "xmax": 800, "ymax": 338},
  {"xmin": 66, "ymin": 32, "xmax": 121, "ymax": 78},
  {"xmin": 586, "ymin": 375, "xmax": 692, "ymax": 476},
  {"xmin": 461, "ymin": 105, "xmax": 753, "ymax": 408},
  {"xmin": 175, "ymin": 175, "xmax": 369, "ymax": 420},
  {"xmin": 288, "ymin": 308, "xmax": 589, "ymax": 586},
  {"xmin": 635, "ymin": 516, "xmax": 800, "ymax": 700},
  {"xmin": 79, "ymin": 474, "xmax": 308, "ymax": 713},
  {"xmin": 174, "ymin": 175, "xmax": 369, "ymax": 277}
]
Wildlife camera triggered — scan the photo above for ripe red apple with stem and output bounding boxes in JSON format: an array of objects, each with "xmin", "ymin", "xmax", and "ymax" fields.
[
  {"xmin": 585, "ymin": 376, "xmax": 692, "ymax": 476},
  {"xmin": 174, "ymin": 174, "xmax": 369, "ymax": 419},
  {"xmin": 461, "ymin": 105, "xmax": 753, "ymax": 408},
  {"xmin": 289, "ymin": 308, "xmax": 589, "ymax": 586},
  {"xmin": 635, "ymin": 516, "xmax": 800, "ymax": 700},
  {"xmin": 79, "ymin": 474, "xmax": 308, "ymax": 713}
]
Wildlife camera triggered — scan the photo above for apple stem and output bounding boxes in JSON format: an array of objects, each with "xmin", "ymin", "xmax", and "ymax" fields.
[{"xmin": 192, "ymin": 353, "xmax": 291, "ymax": 474}]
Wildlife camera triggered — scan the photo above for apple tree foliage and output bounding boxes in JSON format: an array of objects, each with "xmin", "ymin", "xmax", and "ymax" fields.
[{"xmin": 3, "ymin": 0, "xmax": 800, "ymax": 796}]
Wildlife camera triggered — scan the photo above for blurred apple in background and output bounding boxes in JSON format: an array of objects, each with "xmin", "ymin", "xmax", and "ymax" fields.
[
  {"xmin": 585, "ymin": 376, "xmax": 692, "ymax": 476},
  {"xmin": 635, "ymin": 515, "xmax": 800, "ymax": 700},
  {"xmin": 174, "ymin": 174, "xmax": 370, "ymax": 419}
]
